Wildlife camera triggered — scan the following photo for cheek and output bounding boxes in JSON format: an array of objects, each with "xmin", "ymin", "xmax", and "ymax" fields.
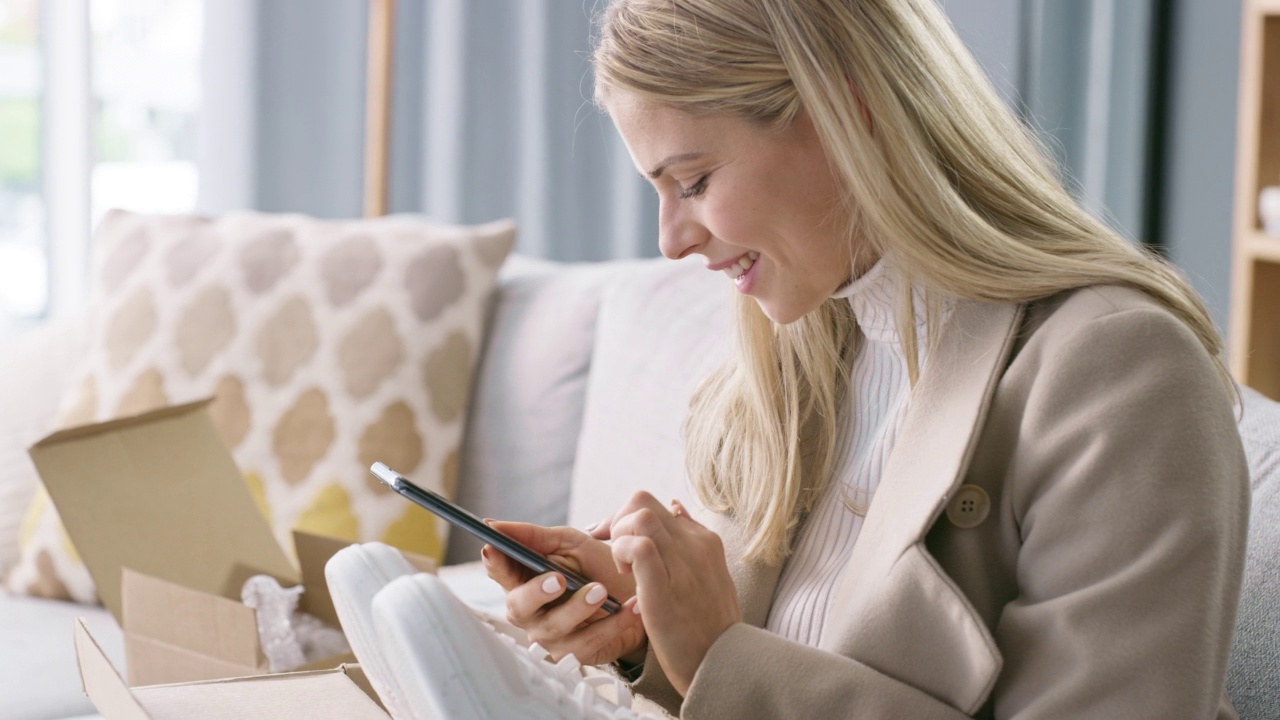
[{"xmin": 703, "ymin": 201, "xmax": 759, "ymax": 245}]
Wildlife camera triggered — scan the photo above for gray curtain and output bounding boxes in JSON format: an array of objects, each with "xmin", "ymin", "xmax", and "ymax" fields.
[
  {"xmin": 199, "ymin": 0, "xmax": 657, "ymax": 262},
  {"xmin": 947, "ymin": 0, "xmax": 1162, "ymax": 244},
  {"xmin": 198, "ymin": 0, "xmax": 1239, "ymax": 327},
  {"xmin": 945, "ymin": 0, "xmax": 1240, "ymax": 332}
]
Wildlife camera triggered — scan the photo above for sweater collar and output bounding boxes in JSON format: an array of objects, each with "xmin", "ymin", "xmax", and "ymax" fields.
[{"xmin": 830, "ymin": 261, "xmax": 928, "ymax": 344}]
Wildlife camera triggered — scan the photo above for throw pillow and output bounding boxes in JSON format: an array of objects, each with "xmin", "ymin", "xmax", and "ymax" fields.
[
  {"xmin": 0, "ymin": 317, "xmax": 87, "ymax": 578},
  {"xmin": 5, "ymin": 210, "xmax": 515, "ymax": 603}
]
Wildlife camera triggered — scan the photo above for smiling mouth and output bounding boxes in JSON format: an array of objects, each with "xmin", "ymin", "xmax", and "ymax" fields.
[{"xmin": 724, "ymin": 251, "xmax": 760, "ymax": 280}]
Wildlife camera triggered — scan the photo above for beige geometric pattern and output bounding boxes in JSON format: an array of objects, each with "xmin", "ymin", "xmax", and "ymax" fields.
[{"xmin": 5, "ymin": 210, "xmax": 516, "ymax": 603}]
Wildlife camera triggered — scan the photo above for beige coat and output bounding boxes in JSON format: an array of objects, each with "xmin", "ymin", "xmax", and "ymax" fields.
[{"xmin": 632, "ymin": 286, "xmax": 1249, "ymax": 719}]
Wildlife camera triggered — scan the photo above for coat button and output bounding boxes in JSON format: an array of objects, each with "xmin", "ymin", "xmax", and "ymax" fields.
[{"xmin": 946, "ymin": 484, "xmax": 990, "ymax": 529}]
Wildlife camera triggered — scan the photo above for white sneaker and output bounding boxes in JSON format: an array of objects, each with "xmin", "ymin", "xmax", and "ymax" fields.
[
  {"xmin": 325, "ymin": 542, "xmax": 421, "ymax": 720},
  {"xmin": 370, "ymin": 571, "xmax": 660, "ymax": 720}
]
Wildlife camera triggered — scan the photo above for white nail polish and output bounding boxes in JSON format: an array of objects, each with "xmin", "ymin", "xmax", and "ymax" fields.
[
  {"xmin": 585, "ymin": 584, "xmax": 607, "ymax": 605},
  {"xmin": 542, "ymin": 576, "xmax": 561, "ymax": 594}
]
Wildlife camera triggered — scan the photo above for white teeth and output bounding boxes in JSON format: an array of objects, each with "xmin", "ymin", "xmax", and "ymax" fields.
[{"xmin": 718, "ymin": 253, "xmax": 757, "ymax": 282}]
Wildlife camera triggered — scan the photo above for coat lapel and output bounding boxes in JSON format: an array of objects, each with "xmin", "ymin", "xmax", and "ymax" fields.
[
  {"xmin": 822, "ymin": 298, "xmax": 1023, "ymax": 713},
  {"xmin": 696, "ymin": 298, "xmax": 1023, "ymax": 713},
  {"xmin": 840, "ymin": 298, "xmax": 1022, "ymax": 584}
]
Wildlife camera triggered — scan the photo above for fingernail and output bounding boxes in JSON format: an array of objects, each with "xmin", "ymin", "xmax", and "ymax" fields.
[
  {"xmin": 541, "ymin": 575, "xmax": 562, "ymax": 594},
  {"xmin": 483, "ymin": 518, "xmax": 495, "ymax": 527},
  {"xmin": 631, "ymin": 599, "xmax": 642, "ymax": 615},
  {"xmin": 585, "ymin": 584, "xmax": 607, "ymax": 605},
  {"xmin": 480, "ymin": 546, "xmax": 490, "ymax": 561},
  {"xmin": 585, "ymin": 521, "xmax": 598, "ymax": 532}
]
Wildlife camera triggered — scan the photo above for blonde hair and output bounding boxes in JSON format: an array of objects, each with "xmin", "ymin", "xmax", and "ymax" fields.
[{"xmin": 593, "ymin": 0, "xmax": 1233, "ymax": 565}]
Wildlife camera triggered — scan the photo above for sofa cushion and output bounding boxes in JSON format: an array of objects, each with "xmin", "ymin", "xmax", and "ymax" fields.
[
  {"xmin": 0, "ymin": 590, "xmax": 123, "ymax": 720},
  {"xmin": 446, "ymin": 257, "xmax": 639, "ymax": 564},
  {"xmin": 6, "ymin": 210, "xmax": 515, "ymax": 603},
  {"xmin": 567, "ymin": 257, "xmax": 732, "ymax": 529},
  {"xmin": 1229, "ymin": 385, "xmax": 1280, "ymax": 719}
]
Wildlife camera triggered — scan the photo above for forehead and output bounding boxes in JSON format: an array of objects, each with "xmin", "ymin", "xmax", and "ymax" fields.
[{"xmin": 606, "ymin": 93, "xmax": 750, "ymax": 172}]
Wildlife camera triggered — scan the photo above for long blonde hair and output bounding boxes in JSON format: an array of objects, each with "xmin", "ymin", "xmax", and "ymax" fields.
[{"xmin": 593, "ymin": 0, "xmax": 1232, "ymax": 565}]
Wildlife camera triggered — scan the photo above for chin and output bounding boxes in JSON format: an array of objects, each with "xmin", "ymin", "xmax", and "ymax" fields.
[{"xmin": 754, "ymin": 298, "xmax": 811, "ymax": 326}]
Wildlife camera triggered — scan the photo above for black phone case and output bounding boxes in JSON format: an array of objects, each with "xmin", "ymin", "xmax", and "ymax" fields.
[{"xmin": 370, "ymin": 463, "xmax": 622, "ymax": 614}]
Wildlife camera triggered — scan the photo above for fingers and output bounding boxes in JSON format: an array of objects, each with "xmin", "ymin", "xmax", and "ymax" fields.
[
  {"xmin": 481, "ymin": 544, "xmax": 532, "ymax": 592},
  {"xmin": 585, "ymin": 493, "xmax": 696, "ymax": 541},
  {"xmin": 610, "ymin": 534, "xmax": 670, "ymax": 586},
  {"xmin": 550, "ymin": 596, "xmax": 644, "ymax": 661},
  {"xmin": 609, "ymin": 502, "xmax": 678, "ymax": 556},
  {"xmin": 503, "ymin": 573, "xmax": 629, "ymax": 643},
  {"xmin": 488, "ymin": 520, "xmax": 573, "ymax": 555},
  {"xmin": 481, "ymin": 521, "xmax": 585, "ymax": 592},
  {"xmin": 585, "ymin": 516, "xmax": 613, "ymax": 540}
]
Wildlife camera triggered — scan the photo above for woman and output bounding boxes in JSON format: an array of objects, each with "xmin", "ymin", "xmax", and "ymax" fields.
[{"xmin": 484, "ymin": 0, "xmax": 1249, "ymax": 717}]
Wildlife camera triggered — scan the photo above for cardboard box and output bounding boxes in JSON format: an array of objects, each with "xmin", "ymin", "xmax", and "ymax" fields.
[
  {"xmin": 74, "ymin": 618, "xmax": 390, "ymax": 719},
  {"xmin": 31, "ymin": 400, "xmax": 433, "ymax": 686}
]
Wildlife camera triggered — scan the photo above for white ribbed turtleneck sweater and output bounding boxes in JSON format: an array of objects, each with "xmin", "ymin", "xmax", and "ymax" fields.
[{"xmin": 763, "ymin": 261, "xmax": 939, "ymax": 646}]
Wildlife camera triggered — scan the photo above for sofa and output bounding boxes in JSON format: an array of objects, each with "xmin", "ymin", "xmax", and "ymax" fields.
[{"xmin": 0, "ymin": 253, "xmax": 1276, "ymax": 719}]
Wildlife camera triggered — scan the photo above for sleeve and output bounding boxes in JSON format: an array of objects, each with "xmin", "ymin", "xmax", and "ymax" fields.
[
  {"xmin": 985, "ymin": 305, "xmax": 1249, "ymax": 718},
  {"xmin": 629, "ymin": 623, "xmax": 975, "ymax": 719}
]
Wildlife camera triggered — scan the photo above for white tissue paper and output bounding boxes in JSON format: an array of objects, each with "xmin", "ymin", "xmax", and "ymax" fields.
[{"xmin": 241, "ymin": 574, "xmax": 351, "ymax": 672}]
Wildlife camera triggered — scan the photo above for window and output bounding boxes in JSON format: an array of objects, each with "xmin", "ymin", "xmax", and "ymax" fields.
[
  {"xmin": 0, "ymin": 0, "xmax": 201, "ymax": 335},
  {"xmin": 0, "ymin": 0, "xmax": 46, "ymax": 328},
  {"xmin": 91, "ymin": 0, "xmax": 201, "ymax": 224}
]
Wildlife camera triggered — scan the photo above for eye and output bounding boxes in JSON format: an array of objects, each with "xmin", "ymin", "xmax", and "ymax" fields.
[{"xmin": 678, "ymin": 174, "xmax": 710, "ymax": 200}]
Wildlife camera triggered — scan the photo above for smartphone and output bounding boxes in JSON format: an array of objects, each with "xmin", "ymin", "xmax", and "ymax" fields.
[{"xmin": 370, "ymin": 462, "xmax": 622, "ymax": 614}]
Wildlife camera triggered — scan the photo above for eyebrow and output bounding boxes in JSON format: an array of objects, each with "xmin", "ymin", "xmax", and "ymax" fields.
[{"xmin": 645, "ymin": 152, "xmax": 706, "ymax": 179}]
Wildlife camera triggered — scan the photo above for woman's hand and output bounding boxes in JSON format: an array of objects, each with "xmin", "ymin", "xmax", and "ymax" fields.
[
  {"xmin": 481, "ymin": 521, "xmax": 647, "ymax": 666},
  {"xmin": 596, "ymin": 492, "xmax": 742, "ymax": 696}
]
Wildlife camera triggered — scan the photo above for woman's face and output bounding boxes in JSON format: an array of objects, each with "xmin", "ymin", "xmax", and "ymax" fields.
[{"xmin": 608, "ymin": 93, "xmax": 871, "ymax": 324}]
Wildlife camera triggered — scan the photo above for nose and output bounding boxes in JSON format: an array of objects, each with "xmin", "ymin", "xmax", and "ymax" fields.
[{"xmin": 657, "ymin": 198, "xmax": 710, "ymax": 260}]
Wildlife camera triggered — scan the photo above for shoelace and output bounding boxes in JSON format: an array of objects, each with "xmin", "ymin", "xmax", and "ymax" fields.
[{"xmin": 491, "ymin": 629, "xmax": 659, "ymax": 719}]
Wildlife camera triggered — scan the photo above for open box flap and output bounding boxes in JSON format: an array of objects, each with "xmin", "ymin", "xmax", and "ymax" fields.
[
  {"xmin": 31, "ymin": 400, "xmax": 298, "ymax": 622},
  {"xmin": 76, "ymin": 618, "xmax": 389, "ymax": 719},
  {"xmin": 122, "ymin": 569, "xmax": 263, "ymax": 671},
  {"xmin": 76, "ymin": 618, "xmax": 152, "ymax": 720}
]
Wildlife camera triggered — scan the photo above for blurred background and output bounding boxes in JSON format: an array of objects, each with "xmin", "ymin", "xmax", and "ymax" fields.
[{"xmin": 0, "ymin": 0, "xmax": 1242, "ymax": 337}]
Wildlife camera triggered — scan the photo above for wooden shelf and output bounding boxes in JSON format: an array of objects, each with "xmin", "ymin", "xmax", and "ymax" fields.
[
  {"xmin": 1231, "ymin": 0, "xmax": 1280, "ymax": 399},
  {"xmin": 1244, "ymin": 232, "xmax": 1280, "ymax": 263}
]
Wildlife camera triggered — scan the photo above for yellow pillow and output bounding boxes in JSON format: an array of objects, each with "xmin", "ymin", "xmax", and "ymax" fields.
[{"xmin": 5, "ymin": 210, "xmax": 515, "ymax": 602}]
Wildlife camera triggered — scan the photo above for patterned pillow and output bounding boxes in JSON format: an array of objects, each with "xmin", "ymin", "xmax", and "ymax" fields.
[{"xmin": 4, "ymin": 210, "xmax": 515, "ymax": 602}]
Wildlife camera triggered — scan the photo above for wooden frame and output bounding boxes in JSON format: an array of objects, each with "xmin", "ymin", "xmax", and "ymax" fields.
[{"xmin": 364, "ymin": 0, "xmax": 395, "ymax": 218}]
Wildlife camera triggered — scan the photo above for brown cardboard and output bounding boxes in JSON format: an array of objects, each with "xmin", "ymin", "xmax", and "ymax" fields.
[
  {"xmin": 75, "ymin": 619, "xmax": 390, "ymax": 719},
  {"xmin": 119, "ymin": 529, "xmax": 407, "ymax": 686},
  {"xmin": 30, "ymin": 400, "xmax": 297, "ymax": 622},
  {"xmin": 31, "ymin": 401, "xmax": 436, "ymax": 687},
  {"xmin": 121, "ymin": 569, "xmax": 265, "ymax": 685}
]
